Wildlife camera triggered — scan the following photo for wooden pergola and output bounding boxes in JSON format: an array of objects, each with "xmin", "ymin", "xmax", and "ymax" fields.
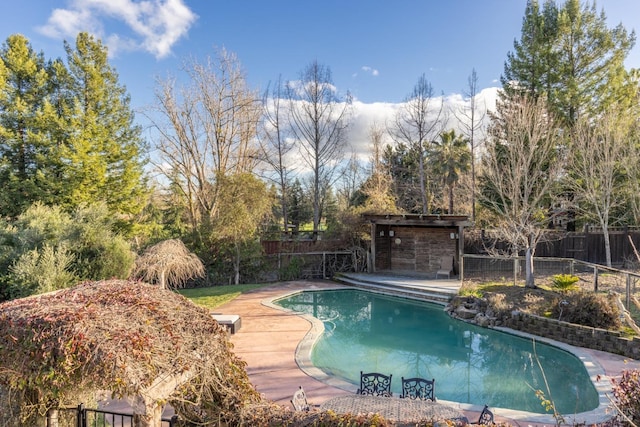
[{"xmin": 363, "ymin": 214, "xmax": 471, "ymax": 277}]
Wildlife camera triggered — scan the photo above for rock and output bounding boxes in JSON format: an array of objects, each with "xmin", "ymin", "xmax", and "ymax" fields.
[
  {"xmin": 475, "ymin": 313, "xmax": 490, "ymax": 327},
  {"xmin": 456, "ymin": 306, "xmax": 479, "ymax": 320}
]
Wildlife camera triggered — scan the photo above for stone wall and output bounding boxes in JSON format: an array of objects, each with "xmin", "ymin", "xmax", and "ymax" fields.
[{"xmin": 505, "ymin": 311, "xmax": 640, "ymax": 360}]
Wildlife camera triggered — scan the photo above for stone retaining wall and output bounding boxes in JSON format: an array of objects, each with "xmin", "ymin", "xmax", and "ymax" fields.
[{"xmin": 505, "ymin": 311, "xmax": 640, "ymax": 359}]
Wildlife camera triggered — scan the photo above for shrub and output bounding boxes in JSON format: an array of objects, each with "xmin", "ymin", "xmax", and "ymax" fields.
[
  {"xmin": 612, "ymin": 369, "xmax": 640, "ymax": 423},
  {"xmin": 280, "ymin": 256, "xmax": 304, "ymax": 281},
  {"xmin": 550, "ymin": 291, "xmax": 621, "ymax": 329},
  {"xmin": 550, "ymin": 274, "xmax": 579, "ymax": 292}
]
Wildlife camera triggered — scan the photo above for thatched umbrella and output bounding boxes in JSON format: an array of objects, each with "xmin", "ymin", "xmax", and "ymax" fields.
[
  {"xmin": 132, "ymin": 239, "xmax": 205, "ymax": 289},
  {"xmin": 0, "ymin": 280, "xmax": 260, "ymax": 427}
]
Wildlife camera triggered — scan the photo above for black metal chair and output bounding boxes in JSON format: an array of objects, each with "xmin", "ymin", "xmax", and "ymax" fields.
[
  {"xmin": 356, "ymin": 371, "xmax": 392, "ymax": 397},
  {"xmin": 290, "ymin": 386, "xmax": 310, "ymax": 411},
  {"xmin": 400, "ymin": 377, "xmax": 435, "ymax": 401},
  {"xmin": 477, "ymin": 404, "xmax": 494, "ymax": 425}
]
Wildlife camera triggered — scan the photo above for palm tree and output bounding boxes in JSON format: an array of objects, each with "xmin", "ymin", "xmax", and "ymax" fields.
[{"xmin": 429, "ymin": 130, "xmax": 471, "ymax": 214}]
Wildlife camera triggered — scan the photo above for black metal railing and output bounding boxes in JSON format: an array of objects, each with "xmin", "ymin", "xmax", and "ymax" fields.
[{"xmin": 57, "ymin": 404, "xmax": 178, "ymax": 427}]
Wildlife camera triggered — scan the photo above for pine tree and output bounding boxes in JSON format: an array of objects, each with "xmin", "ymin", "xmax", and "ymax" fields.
[
  {"xmin": 62, "ymin": 32, "xmax": 147, "ymax": 223},
  {"xmin": 0, "ymin": 34, "xmax": 51, "ymax": 217},
  {"xmin": 503, "ymin": 0, "xmax": 636, "ymax": 127},
  {"xmin": 554, "ymin": 0, "xmax": 635, "ymax": 126},
  {"xmin": 501, "ymin": 0, "xmax": 559, "ymax": 102}
]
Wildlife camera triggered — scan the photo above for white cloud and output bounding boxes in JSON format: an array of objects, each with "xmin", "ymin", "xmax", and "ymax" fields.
[
  {"xmin": 37, "ymin": 0, "xmax": 197, "ymax": 59},
  {"xmin": 361, "ymin": 66, "xmax": 380, "ymax": 76},
  {"xmin": 346, "ymin": 87, "xmax": 499, "ymax": 161}
]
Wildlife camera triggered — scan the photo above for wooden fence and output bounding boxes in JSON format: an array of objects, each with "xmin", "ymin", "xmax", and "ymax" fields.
[{"xmin": 464, "ymin": 229, "xmax": 640, "ymax": 267}]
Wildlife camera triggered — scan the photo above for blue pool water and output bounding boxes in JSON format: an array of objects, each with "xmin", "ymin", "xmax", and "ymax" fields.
[{"xmin": 274, "ymin": 289, "xmax": 599, "ymax": 414}]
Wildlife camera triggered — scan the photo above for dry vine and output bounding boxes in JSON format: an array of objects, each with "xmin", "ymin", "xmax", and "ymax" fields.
[{"xmin": 0, "ymin": 279, "xmax": 259, "ymax": 426}]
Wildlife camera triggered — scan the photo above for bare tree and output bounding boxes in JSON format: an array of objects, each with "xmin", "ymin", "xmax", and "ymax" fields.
[
  {"xmin": 480, "ymin": 94, "xmax": 563, "ymax": 288},
  {"xmin": 455, "ymin": 69, "xmax": 487, "ymax": 222},
  {"xmin": 358, "ymin": 123, "xmax": 398, "ymax": 213},
  {"xmin": 568, "ymin": 109, "xmax": 631, "ymax": 267},
  {"xmin": 287, "ymin": 61, "xmax": 352, "ymax": 238},
  {"xmin": 336, "ymin": 152, "xmax": 364, "ymax": 210},
  {"xmin": 148, "ymin": 49, "xmax": 261, "ymax": 243},
  {"xmin": 132, "ymin": 239, "xmax": 205, "ymax": 289},
  {"xmin": 389, "ymin": 74, "xmax": 445, "ymax": 214},
  {"xmin": 259, "ymin": 76, "xmax": 295, "ymax": 234}
]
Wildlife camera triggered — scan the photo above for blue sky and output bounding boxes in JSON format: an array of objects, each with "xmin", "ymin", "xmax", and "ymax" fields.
[
  {"xmin": 2, "ymin": 0, "xmax": 639, "ymax": 108},
  {"xmin": 1, "ymin": 1, "xmax": 640, "ymax": 159}
]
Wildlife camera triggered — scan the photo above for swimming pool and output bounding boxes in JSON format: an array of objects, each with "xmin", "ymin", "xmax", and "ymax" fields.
[{"xmin": 273, "ymin": 289, "xmax": 600, "ymax": 415}]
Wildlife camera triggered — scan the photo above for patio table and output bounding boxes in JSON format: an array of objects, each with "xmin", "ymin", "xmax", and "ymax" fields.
[{"xmin": 320, "ymin": 394, "xmax": 466, "ymax": 423}]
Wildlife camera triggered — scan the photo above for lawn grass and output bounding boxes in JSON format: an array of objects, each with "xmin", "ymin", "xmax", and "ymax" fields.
[{"xmin": 178, "ymin": 283, "xmax": 271, "ymax": 310}]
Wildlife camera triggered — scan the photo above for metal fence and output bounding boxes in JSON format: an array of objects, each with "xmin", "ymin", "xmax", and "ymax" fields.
[
  {"xmin": 461, "ymin": 254, "xmax": 640, "ymax": 309},
  {"xmin": 267, "ymin": 249, "xmax": 366, "ymax": 281},
  {"xmin": 56, "ymin": 404, "xmax": 177, "ymax": 427}
]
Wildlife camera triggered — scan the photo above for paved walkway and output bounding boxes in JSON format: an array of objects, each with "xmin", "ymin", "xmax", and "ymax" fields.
[{"xmin": 218, "ymin": 279, "xmax": 640, "ymax": 426}]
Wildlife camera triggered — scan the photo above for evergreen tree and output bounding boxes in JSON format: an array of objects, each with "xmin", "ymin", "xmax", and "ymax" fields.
[
  {"xmin": 503, "ymin": 0, "xmax": 635, "ymax": 127},
  {"xmin": 501, "ymin": 0, "xmax": 559, "ymax": 102},
  {"xmin": 554, "ymin": 0, "xmax": 635, "ymax": 126},
  {"xmin": 0, "ymin": 34, "xmax": 51, "ymax": 217},
  {"xmin": 62, "ymin": 32, "xmax": 148, "ymax": 224}
]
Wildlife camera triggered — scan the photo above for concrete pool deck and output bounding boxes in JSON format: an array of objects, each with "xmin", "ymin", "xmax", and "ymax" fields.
[{"xmin": 218, "ymin": 279, "xmax": 640, "ymax": 426}]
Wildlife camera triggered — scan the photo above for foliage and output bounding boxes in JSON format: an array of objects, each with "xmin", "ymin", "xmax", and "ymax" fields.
[
  {"xmin": 611, "ymin": 369, "xmax": 640, "ymax": 424},
  {"xmin": 149, "ymin": 48, "xmax": 262, "ymax": 250},
  {"xmin": 388, "ymin": 74, "xmax": 445, "ymax": 215},
  {"xmin": 279, "ymin": 256, "xmax": 304, "ymax": 281},
  {"xmin": 0, "ymin": 203, "xmax": 135, "ymax": 300},
  {"xmin": 0, "ymin": 280, "xmax": 260, "ymax": 426},
  {"xmin": 131, "ymin": 239, "xmax": 204, "ymax": 290},
  {"xmin": 550, "ymin": 290, "xmax": 621, "ymax": 329},
  {"xmin": 550, "ymin": 274, "xmax": 579, "ymax": 292},
  {"xmin": 502, "ymin": 0, "xmax": 636, "ymax": 127},
  {"xmin": 381, "ymin": 142, "xmax": 427, "ymax": 214},
  {"xmin": 178, "ymin": 283, "xmax": 270, "ymax": 310},
  {"xmin": 235, "ymin": 403, "xmax": 395, "ymax": 426},
  {"xmin": 428, "ymin": 129, "xmax": 471, "ymax": 214},
  {"xmin": 0, "ymin": 33, "xmax": 148, "ymax": 224},
  {"xmin": 62, "ymin": 32, "xmax": 148, "ymax": 223},
  {"xmin": 8, "ymin": 243, "xmax": 78, "ymax": 297},
  {"xmin": 458, "ymin": 284, "xmax": 484, "ymax": 298}
]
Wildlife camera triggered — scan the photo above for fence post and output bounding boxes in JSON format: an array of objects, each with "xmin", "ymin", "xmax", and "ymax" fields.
[
  {"xmin": 570, "ymin": 260, "xmax": 574, "ymax": 276},
  {"xmin": 77, "ymin": 404, "xmax": 85, "ymax": 427},
  {"xmin": 627, "ymin": 274, "xmax": 632, "ymax": 309},
  {"xmin": 323, "ymin": 252, "xmax": 326, "ymax": 279},
  {"xmin": 593, "ymin": 266, "xmax": 599, "ymax": 292},
  {"xmin": 278, "ymin": 253, "xmax": 281, "ymax": 280},
  {"xmin": 46, "ymin": 408, "xmax": 58, "ymax": 427}
]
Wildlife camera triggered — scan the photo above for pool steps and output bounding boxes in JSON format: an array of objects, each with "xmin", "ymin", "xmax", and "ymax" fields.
[{"xmin": 334, "ymin": 272, "xmax": 458, "ymax": 304}]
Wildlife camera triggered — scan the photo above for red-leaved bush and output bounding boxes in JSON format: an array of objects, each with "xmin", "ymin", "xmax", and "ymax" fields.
[{"xmin": 611, "ymin": 369, "xmax": 640, "ymax": 423}]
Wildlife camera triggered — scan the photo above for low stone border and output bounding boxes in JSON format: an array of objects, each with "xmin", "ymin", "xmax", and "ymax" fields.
[{"xmin": 505, "ymin": 311, "xmax": 640, "ymax": 360}]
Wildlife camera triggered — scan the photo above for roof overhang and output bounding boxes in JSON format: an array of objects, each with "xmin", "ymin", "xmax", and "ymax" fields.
[{"xmin": 362, "ymin": 214, "xmax": 471, "ymax": 228}]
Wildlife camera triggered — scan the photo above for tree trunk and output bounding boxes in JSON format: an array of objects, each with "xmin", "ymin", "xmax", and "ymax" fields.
[
  {"xmin": 448, "ymin": 184, "xmax": 454, "ymax": 214},
  {"xmin": 603, "ymin": 224, "xmax": 613, "ymax": 267},
  {"xmin": 525, "ymin": 247, "xmax": 535, "ymax": 288},
  {"xmin": 234, "ymin": 243, "xmax": 240, "ymax": 285}
]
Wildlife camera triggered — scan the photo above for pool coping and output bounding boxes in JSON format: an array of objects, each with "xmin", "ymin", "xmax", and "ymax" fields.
[{"xmin": 263, "ymin": 286, "xmax": 616, "ymax": 426}]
